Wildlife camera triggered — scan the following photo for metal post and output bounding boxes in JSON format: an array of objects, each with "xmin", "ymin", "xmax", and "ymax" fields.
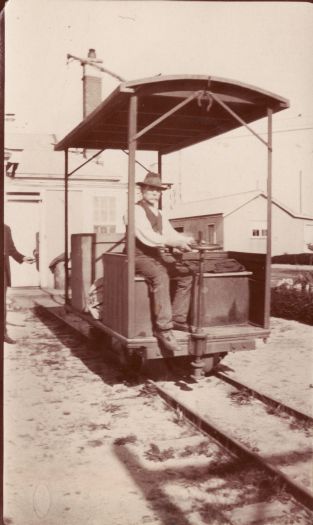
[
  {"xmin": 127, "ymin": 95, "xmax": 138, "ymax": 337},
  {"xmin": 64, "ymin": 149, "xmax": 69, "ymax": 306},
  {"xmin": 191, "ymin": 233, "xmax": 206, "ymax": 380},
  {"xmin": 264, "ymin": 108, "xmax": 273, "ymax": 329},
  {"xmin": 158, "ymin": 151, "xmax": 162, "ymax": 177},
  {"xmin": 299, "ymin": 170, "xmax": 303, "ymax": 215},
  {"xmin": 158, "ymin": 151, "xmax": 162, "ymax": 209}
]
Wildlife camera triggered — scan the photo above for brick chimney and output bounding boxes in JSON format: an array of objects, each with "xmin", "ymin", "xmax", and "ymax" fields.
[{"xmin": 82, "ymin": 49, "xmax": 102, "ymax": 118}]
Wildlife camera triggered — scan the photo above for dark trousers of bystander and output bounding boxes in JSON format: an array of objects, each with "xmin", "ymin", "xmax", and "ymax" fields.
[{"xmin": 4, "ymin": 271, "xmax": 8, "ymax": 337}]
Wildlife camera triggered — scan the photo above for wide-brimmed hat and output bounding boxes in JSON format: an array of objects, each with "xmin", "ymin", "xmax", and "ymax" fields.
[{"xmin": 136, "ymin": 172, "xmax": 169, "ymax": 191}]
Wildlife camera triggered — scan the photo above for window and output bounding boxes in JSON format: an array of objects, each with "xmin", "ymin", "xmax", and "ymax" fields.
[
  {"xmin": 93, "ymin": 195, "xmax": 116, "ymax": 234},
  {"xmin": 208, "ymin": 224, "xmax": 216, "ymax": 244},
  {"xmin": 174, "ymin": 226, "xmax": 184, "ymax": 233},
  {"xmin": 252, "ymin": 228, "xmax": 267, "ymax": 238}
]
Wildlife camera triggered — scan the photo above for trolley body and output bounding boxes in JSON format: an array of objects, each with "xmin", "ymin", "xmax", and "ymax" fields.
[{"xmin": 54, "ymin": 75, "xmax": 290, "ymax": 371}]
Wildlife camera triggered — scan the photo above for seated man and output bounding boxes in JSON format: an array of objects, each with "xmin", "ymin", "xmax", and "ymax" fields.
[{"xmin": 135, "ymin": 172, "xmax": 194, "ymax": 353}]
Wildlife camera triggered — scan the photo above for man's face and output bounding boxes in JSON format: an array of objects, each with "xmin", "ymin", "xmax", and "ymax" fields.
[{"xmin": 141, "ymin": 185, "xmax": 162, "ymax": 206}]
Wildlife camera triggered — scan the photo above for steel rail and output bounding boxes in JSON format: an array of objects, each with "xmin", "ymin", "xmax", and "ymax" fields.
[
  {"xmin": 215, "ymin": 371, "xmax": 313, "ymax": 424},
  {"xmin": 150, "ymin": 380, "xmax": 313, "ymax": 512}
]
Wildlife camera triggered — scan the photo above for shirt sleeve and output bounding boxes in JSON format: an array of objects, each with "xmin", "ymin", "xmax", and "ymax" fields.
[
  {"xmin": 5, "ymin": 225, "xmax": 25, "ymax": 263},
  {"xmin": 162, "ymin": 214, "xmax": 189, "ymax": 247}
]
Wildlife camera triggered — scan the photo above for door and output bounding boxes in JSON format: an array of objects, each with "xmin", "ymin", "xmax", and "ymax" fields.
[{"xmin": 5, "ymin": 198, "xmax": 40, "ymax": 287}]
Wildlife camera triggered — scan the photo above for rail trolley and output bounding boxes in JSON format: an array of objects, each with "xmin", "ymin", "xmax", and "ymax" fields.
[{"xmin": 52, "ymin": 75, "xmax": 289, "ymax": 377}]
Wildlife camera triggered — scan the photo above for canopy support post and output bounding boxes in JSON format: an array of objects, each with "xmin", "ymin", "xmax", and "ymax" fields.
[
  {"xmin": 158, "ymin": 151, "xmax": 162, "ymax": 177},
  {"xmin": 64, "ymin": 149, "xmax": 70, "ymax": 306},
  {"xmin": 264, "ymin": 108, "xmax": 273, "ymax": 329},
  {"xmin": 127, "ymin": 95, "xmax": 138, "ymax": 337},
  {"xmin": 158, "ymin": 151, "xmax": 163, "ymax": 209}
]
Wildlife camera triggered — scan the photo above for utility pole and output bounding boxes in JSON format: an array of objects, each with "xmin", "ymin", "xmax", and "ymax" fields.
[
  {"xmin": 66, "ymin": 49, "xmax": 125, "ymax": 156},
  {"xmin": 299, "ymin": 170, "xmax": 303, "ymax": 214},
  {"xmin": 66, "ymin": 50, "xmax": 125, "ymax": 117}
]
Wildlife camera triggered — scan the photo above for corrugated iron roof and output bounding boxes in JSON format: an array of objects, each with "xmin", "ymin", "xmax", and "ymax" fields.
[
  {"xmin": 55, "ymin": 75, "xmax": 289, "ymax": 153},
  {"xmin": 169, "ymin": 190, "xmax": 261, "ymax": 218},
  {"xmin": 169, "ymin": 190, "xmax": 313, "ymax": 220}
]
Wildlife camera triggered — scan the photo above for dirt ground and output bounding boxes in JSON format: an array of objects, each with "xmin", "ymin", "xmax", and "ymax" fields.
[{"xmin": 3, "ymin": 290, "xmax": 313, "ymax": 525}]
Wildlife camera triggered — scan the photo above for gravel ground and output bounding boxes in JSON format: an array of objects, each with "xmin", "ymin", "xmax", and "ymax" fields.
[{"xmin": 3, "ymin": 291, "xmax": 313, "ymax": 525}]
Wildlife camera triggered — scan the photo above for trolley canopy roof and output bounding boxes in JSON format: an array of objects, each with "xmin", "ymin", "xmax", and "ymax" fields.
[{"xmin": 55, "ymin": 75, "xmax": 289, "ymax": 154}]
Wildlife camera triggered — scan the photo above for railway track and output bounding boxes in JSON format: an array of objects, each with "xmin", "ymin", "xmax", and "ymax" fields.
[
  {"xmin": 215, "ymin": 370, "xmax": 312, "ymax": 424},
  {"xmin": 151, "ymin": 371, "xmax": 313, "ymax": 513},
  {"xmin": 32, "ymin": 304, "xmax": 313, "ymax": 522}
]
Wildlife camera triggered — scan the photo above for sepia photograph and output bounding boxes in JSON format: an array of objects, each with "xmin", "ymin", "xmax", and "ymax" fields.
[{"xmin": 2, "ymin": 1, "xmax": 313, "ymax": 523}]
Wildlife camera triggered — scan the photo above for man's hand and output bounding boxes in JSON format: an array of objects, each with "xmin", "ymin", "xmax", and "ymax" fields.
[
  {"xmin": 23, "ymin": 256, "xmax": 35, "ymax": 264},
  {"xmin": 178, "ymin": 235, "xmax": 195, "ymax": 252}
]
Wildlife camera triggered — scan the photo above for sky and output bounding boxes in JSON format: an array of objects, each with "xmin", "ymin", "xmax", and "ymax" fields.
[{"xmin": 4, "ymin": 0, "xmax": 313, "ymax": 214}]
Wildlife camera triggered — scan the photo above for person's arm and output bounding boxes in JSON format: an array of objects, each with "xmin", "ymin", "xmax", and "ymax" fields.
[
  {"xmin": 135, "ymin": 206, "xmax": 194, "ymax": 250},
  {"xmin": 5, "ymin": 226, "xmax": 35, "ymax": 264},
  {"xmin": 162, "ymin": 213, "xmax": 194, "ymax": 249},
  {"xmin": 6, "ymin": 226, "xmax": 25, "ymax": 263}
]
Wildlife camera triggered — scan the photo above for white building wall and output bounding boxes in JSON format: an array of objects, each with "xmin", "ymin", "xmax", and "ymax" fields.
[
  {"xmin": 224, "ymin": 197, "xmax": 267, "ymax": 253},
  {"xmin": 5, "ymin": 176, "xmax": 127, "ymax": 288},
  {"xmin": 272, "ymin": 206, "xmax": 313, "ymax": 255},
  {"xmin": 42, "ymin": 188, "xmax": 82, "ymax": 287},
  {"xmin": 223, "ymin": 196, "xmax": 313, "ymax": 255},
  {"xmin": 42, "ymin": 185, "xmax": 127, "ymax": 288}
]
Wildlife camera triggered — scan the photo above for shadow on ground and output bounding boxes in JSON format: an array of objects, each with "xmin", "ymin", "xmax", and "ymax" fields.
[
  {"xmin": 31, "ymin": 305, "xmax": 204, "ymax": 387},
  {"xmin": 32, "ymin": 305, "xmax": 127, "ymax": 386}
]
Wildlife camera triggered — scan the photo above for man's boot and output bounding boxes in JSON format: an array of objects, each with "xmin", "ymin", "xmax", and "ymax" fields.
[{"xmin": 156, "ymin": 330, "xmax": 180, "ymax": 353}]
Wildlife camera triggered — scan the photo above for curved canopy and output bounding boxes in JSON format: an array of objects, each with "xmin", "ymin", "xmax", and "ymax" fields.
[{"xmin": 55, "ymin": 75, "xmax": 289, "ymax": 154}]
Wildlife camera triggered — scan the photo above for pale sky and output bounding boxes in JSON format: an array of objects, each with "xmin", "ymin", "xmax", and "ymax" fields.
[{"xmin": 4, "ymin": 0, "xmax": 313, "ymax": 214}]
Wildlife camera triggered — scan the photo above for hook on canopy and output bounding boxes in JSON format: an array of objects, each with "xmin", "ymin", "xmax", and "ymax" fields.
[{"xmin": 197, "ymin": 91, "xmax": 214, "ymax": 113}]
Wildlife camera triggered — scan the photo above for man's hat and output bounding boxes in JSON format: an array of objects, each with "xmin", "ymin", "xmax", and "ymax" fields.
[{"xmin": 136, "ymin": 172, "xmax": 169, "ymax": 191}]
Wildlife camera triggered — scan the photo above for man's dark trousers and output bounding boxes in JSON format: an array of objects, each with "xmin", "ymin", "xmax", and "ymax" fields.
[{"xmin": 135, "ymin": 254, "xmax": 193, "ymax": 332}]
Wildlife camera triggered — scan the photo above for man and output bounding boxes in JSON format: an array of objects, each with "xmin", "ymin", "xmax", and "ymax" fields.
[
  {"xmin": 4, "ymin": 224, "xmax": 35, "ymax": 344},
  {"xmin": 135, "ymin": 172, "xmax": 194, "ymax": 353}
]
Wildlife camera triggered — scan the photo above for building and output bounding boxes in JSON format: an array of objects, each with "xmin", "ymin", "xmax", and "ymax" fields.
[
  {"xmin": 4, "ymin": 49, "xmax": 132, "ymax": 289},
  {"xmin": 4, "ymin": 132, "xmax": 127, "ymax": 288},
  {"xmin": 169, "ymin": 190, "xmax": 313, "ymax": 256}
]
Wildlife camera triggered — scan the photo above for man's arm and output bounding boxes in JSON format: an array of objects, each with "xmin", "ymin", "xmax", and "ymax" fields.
[
  {"xmin": 5, "ymin": 225, "xmax": 35, "ymax": 264},
  {"xmin": 135, "ymin": 206, "xmax": 194, "ymax": 250},
  {"xmin": 5, "ymin": 225, "xmax": 24, "ymax": 263},
  {"xmin": 162, "ymin": 213, "xmax": 194, "ymax": 249}
]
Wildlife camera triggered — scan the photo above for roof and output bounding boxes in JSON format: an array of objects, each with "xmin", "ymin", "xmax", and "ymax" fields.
[
  {"xmin": 5, "ymin": 133, "xmax": 122, "ymax": 180},
  {"xmin": 55, "ymin": 75, "xmax": 289, "ymax": 154},
  {"xmin": 169, "ymin": 190, "xmax": 313, "ymax": 221}
]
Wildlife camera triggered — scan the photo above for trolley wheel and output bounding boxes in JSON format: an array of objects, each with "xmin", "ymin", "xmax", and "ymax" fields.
[
  {"xmin": 203, "ymin": 353, "xmax": 227, "ymax": 375},
  {"xmin": 127, "ymin": 351, "xmax": 146, "ymax": 376},
  {"xmin": 142, "ymin": 356, "xmax": 195, "ymax": 381}
]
